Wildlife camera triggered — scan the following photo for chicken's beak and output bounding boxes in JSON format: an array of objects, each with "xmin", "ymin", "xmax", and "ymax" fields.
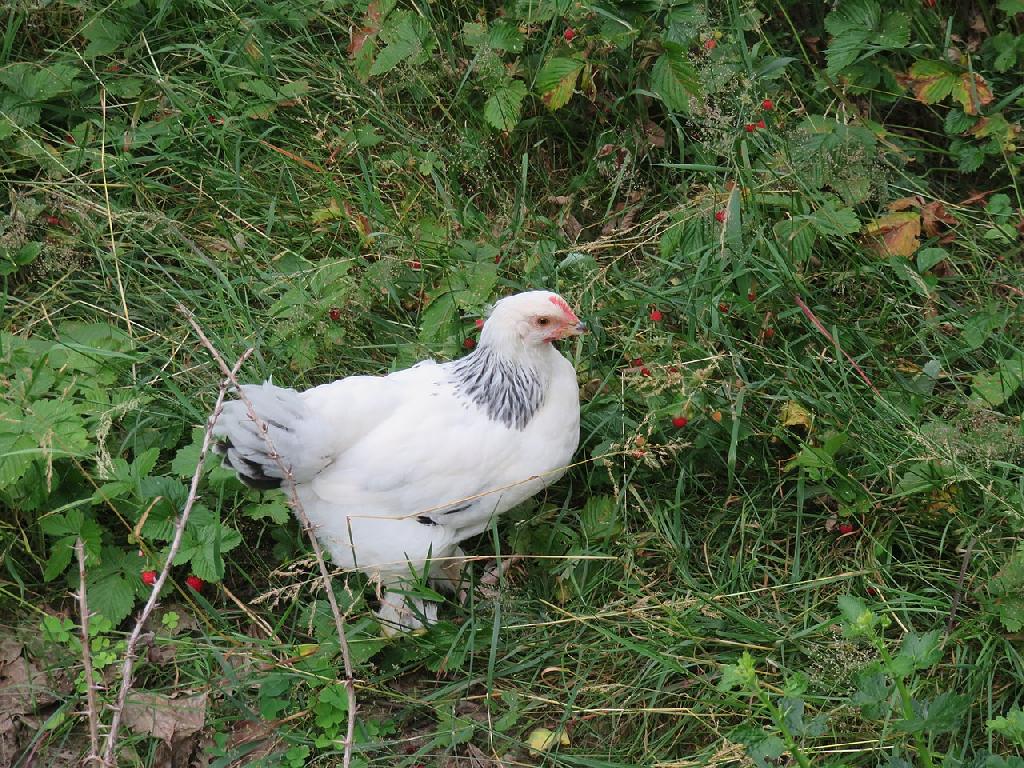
[{"xmin": 564, "ymin": 320, "xmax": 588, "ymax": 337}]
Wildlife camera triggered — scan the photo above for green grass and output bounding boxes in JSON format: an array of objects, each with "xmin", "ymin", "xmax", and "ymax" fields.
[{"xmin": 2, "ymin": 0, "xmax": 1024, "ymax": 766}]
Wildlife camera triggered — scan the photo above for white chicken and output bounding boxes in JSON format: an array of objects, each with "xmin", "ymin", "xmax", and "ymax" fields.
[{"xmin": 212, "ymin": 290, "xmax": 584, "ymax": 633}]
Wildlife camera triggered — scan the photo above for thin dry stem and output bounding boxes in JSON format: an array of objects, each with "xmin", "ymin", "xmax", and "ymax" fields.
[
  {"xmin": 100, "ymin": 348, "xmax": 251, "ymax": 766},
  {"xmin": 794, "ymin": 294, "xmax": 881, "ymax": 396},
  {"xmin": 178, "ymin": 305, "xmax": 357, "ymax": 767},
  {"xmin": 76, "ymin": 538, "xmax": 101, "ymax": 763}
]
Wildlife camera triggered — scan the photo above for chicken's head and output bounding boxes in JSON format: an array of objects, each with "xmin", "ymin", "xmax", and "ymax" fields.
[{"xmin": 482, "ymin": 291, "xmax": 586, "ymax": 347}]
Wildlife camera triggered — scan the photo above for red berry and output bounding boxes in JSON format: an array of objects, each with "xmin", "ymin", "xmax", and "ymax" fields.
[
  {"xmin": 747, "ymin": 290, "xmax": 757, "ymax": 301},
  {"xmin": 463, "ymin": 338, "xmax": 476, "ymax": 350},
  {"xmin": 756, "ymin": 119, "xmax": 766, "ymax": 129},
  {"xmin": 715, "ymin": 210, "xmax": 727, "ymax": 223},
  {"xmin": 763, "ymin": 327, "xmax": 776, "ymax": 339},
  {"xmin": 703, "ymin": 38, "xmax": 717, "ymax": 50},
  {"xmin": 866, "ymin": 587, "xmax": 879, "ymax": 596},
  {"xmin": 408, "ymin": 259, "xmax": 421, "ymax": 270},
  {"xmin": 475, "ymin": 318, "xmax": 484, "ymax": 329},
  {"xmin": 640, "ymin": 367, "xmax": 652, "ymax": 377},
  {"xmin": 923, "ymin": 0, "xmax": 935, "ymax": 6},
  {"xmin": 838, "ymin": 522, "xmax": 855, "ymax": 535},
  {"xmin": 186, "ymin": 575, "xmax": 205, "ymax": 591},
  {"xmin": 328, "ymin": 307, "xmax": 342, "ymax": 322},
  {"xmin": 671, "ymin": 416, "xmax": 688, "ymax": 428},
  {"xmin": 494, "ymin": 255, "xmax": 501, "ymax": 264},
  {"xmin": 762, "ymin": 99, "xmax": 774, "ymax": 110},
  {"xmin": 45, "ymin": 215, "xmax": 60, "ymax": 226},
  {"xmin": 649, "ymin": 308, "xmax": 663, "ymax": 322},
  {"xmin": 141, "ymin": 570, "xmax": 157, "ymax": 587},
  {"xmin": 207, "ymin": 115, "xmax": 218, "ymax": 124},
  {"xmin": 564, "ymin": 27, "xmax": 576, "ymax": 42},
  {"xmin": 630, "ymin": 357, "xmax": 644, "ymax": 367},
  {"xmin": 744, "ymin": 123, "xmax": 755, "ymax": 133},
  {"xmin": 718, "ymin": 303, "xmax": 729, "ymax": 313}
]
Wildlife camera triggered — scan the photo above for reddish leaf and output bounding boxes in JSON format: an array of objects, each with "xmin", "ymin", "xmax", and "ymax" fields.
[{"xmin": 863, "ymin": 212, "xmax": 921, "ymax": 258}]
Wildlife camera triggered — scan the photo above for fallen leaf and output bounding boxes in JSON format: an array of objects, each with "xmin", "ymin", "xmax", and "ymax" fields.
[
  {"xmin": 526, "ymin": 727, "xmax": 570, "ymax": 755},
  {"xmin": 863, "ymin": 211, "xmax": 921, "ymax": 257},
  {"xmin": 920, "ymin": 200, "xmax": 956, "ymax": 237},
  {"xmin": 888, "ymin": 195, "xmax": 925, "ymax": 212},
  {"xmin": 123, "ymin": 691, "xmax": 207, "ymax": 744},
  {"xmin": 779, "ymin": 401, "xmax": 813, "ymax": 431}
]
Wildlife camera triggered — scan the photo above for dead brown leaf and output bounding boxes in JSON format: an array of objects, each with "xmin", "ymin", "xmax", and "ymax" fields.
[
  {"xmin": 956, "ymin": 71, "xmax": 993, "ymax": 115},
  {"xmin": 124, "ymin": 692, "xmax": 207, "ymax": 745},
  {"xmin": 349, "ymin": 0, "xmax": 382, "ymax": 57},
  {"xmin": 887, "ymin": 195, "xmax": 925, "ymax": 212},
  {"xmin": 920, "ymin": 200, "xmax": 956, "ymax": 237},
  {"xmin": 643, "ymin": 121, "xmax": 666, "ymax": 148},
  {"xmin": 863, "ymin": 211, "xmax": 921, "ymax": 257}
]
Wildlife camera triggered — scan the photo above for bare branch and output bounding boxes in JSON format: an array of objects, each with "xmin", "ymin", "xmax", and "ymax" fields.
[
  {"xmin": 76, "ymin": 537, "xmax": 100, "ymax": 763},
  {"xmin": 101, "ymin": 347, "xmax": 252, "ymax": 766},
  {"xmin": 177, "ymin": 305, "xmax": 358, "ymax": 767}
]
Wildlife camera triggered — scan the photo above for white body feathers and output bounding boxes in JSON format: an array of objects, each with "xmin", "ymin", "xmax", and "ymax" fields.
[{"xmin": 212, "ymin": 291, "xmax": 583, "ymax": 631}]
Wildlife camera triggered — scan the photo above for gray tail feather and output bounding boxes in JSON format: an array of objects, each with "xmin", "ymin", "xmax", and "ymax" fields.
[{"xmin": 212, "ymin": 382, "xmax": 308, "ymax": 489}]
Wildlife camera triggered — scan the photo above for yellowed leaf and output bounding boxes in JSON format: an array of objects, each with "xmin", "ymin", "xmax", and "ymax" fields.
[
  {"xmin": 953, "ymin": 72, "xmax": 993, "ymax": 115},
  {"xmin": 779, "ymin": 401, "xmax": 813, "ymax": 431},
  {"xmin": 527, "ymin": 727, "xmax": 570, "ymax": 755},
  {"xmin": 863, "ymin": 211, "xmax": 921, "ymax": 258}
]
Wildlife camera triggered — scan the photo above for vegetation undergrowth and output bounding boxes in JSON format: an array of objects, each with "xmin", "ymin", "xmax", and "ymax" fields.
[{"xmin": 1, "ymin": 0, "xmax": 1023, "ymax": 765}]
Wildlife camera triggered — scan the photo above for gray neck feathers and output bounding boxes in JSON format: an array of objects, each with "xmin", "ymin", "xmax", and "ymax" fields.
[{"xmin": 450, "ymin": 344, "xmax": 544, "ymax": 430}]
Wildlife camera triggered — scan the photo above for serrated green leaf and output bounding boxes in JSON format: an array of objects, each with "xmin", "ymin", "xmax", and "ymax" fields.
[
  {"xmin": 488, "ymin": 21, "xmax": 523, "ymax": 52},
  {"xmin": 370, "ymin": 13, "xmax": 426, "ymax": 76},
  {"xmin": 82, "ymin": 16, "xmax": 129, "ymax": 57},
  {"xmin": 88, "ymin": 546, "xmax": 142, "ymax": 625},
  {"xmin": 899, "ymin": 692, "xmax": 969, "ymax": 736},
  {"xmin": 895, "ymin": 629, "xmax": 943, "ymax": 673},
  {"xmin": 774, "ymin": 218, "xmax": 816, "ymax": 263},
  {"xmin": 245, "ymin": 499, "xmax": 291, "ymax": 524},
  {"xmin": 536, "ymin": 56, "xmax": 583, "ymax": 111},
  {"xmin": 908, "ymin": 60, "xmax": 957, "ymax": 104},
  {"xmin": 649, "ymin": 52, "xmax": 699, "ymax": 113},
  {"xmin": 988, "ymin": 706, "xmax": 1024, "ymax": 745},
  {"xmin": 484, "ymin": 80, "xmax": 527, "ymax": 132}
]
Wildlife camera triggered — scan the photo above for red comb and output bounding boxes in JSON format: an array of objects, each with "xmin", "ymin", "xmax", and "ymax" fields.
[{"xmin": 548, "ymin": 294, "xmax": 579, "ymax": 323}]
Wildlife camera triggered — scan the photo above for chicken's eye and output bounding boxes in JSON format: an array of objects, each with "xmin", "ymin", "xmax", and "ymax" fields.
[{"xmin": 536, "ymin": 317, "xmax": 550, "ymax": 326}]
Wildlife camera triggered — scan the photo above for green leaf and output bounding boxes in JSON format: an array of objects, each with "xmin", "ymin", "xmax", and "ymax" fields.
[
  {"xmin": 483, "ymin": 80, "xmax": 527, "ymax": 132},
  {"xmin": 649, "ymin": 50, "xmax": 699, "ymax": 113},
  {"xmin": 998, "ymin": 0, "xmax": 1024, "ymax": 14},
  {"xmin": 774, "ymin": 218, "xmax": 816, "ymax": 263},
  {"xmin": 88, "ymin": 546, "xmax": 143, "ymax": 625},
  {"xmin": 852, "ymin": 665, "xmax": 893, "ymax": 719},
  {"xmin": 987, "ymin": 547, "xmax": 1024, "ymax": 632},
  {"xmin": 893, "ymin": 629, "xmax": 943, "ymax": 674},
  {"xmin": 899, "ymin": 692, "xmax": 969, "ymax": 736},
  {"xmin": 988, "ymin": 706, "xmax": 1024, "ymax": 746},
  {"xmin": 971, "ymin": 354, "xmax": 1024, "ymax": 407},
  {"xmin": 245, "ymin": 499, "xmax": 291, "ymax": 525},
  {"xmin": 536, "ymin": 56, "xmax": 584, "ymax": 111},
  {"xmin": 579, "ymin": 495, "xmax": 622, "ymax": 542},
  {"xmin": 908, "ymin": 60, "xmax": 957, "ymax": 104},
  {"xmin": 370, "ymin": 12, "xmax": 427, "ymax": 77},
  {"xmin": 488, "ymin": 21, "xmax": 524, "ymax": 52},
  {"xmin": 894, "ymin": 460, "xmax": 953, "ymax": 496},
  {"xmin": 825, "ymin": 0, "xmax": 908, "ymax": 76},
  {"xmin": 172, "ymin": 505, "xmax": 242, "ymax": 582},
  {"xmin": 82, "ymin": 16, "xmax": 129, "ymax": 57}
]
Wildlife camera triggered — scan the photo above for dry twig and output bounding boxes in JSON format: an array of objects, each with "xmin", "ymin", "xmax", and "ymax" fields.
[
  {"xmin": 794, "ymin": 294, "xmax": 881, "ymax": 396},
  {"xmin": 178, "ymin": 305, "xmax": 358, "ymax": 767},
  {"xmin": 101, "ymin": 348, "xmax": 251, "ymax": 766},
  {"xmin": 76, "ymin": 537, "xmax": 101, "ymax": 763}
]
